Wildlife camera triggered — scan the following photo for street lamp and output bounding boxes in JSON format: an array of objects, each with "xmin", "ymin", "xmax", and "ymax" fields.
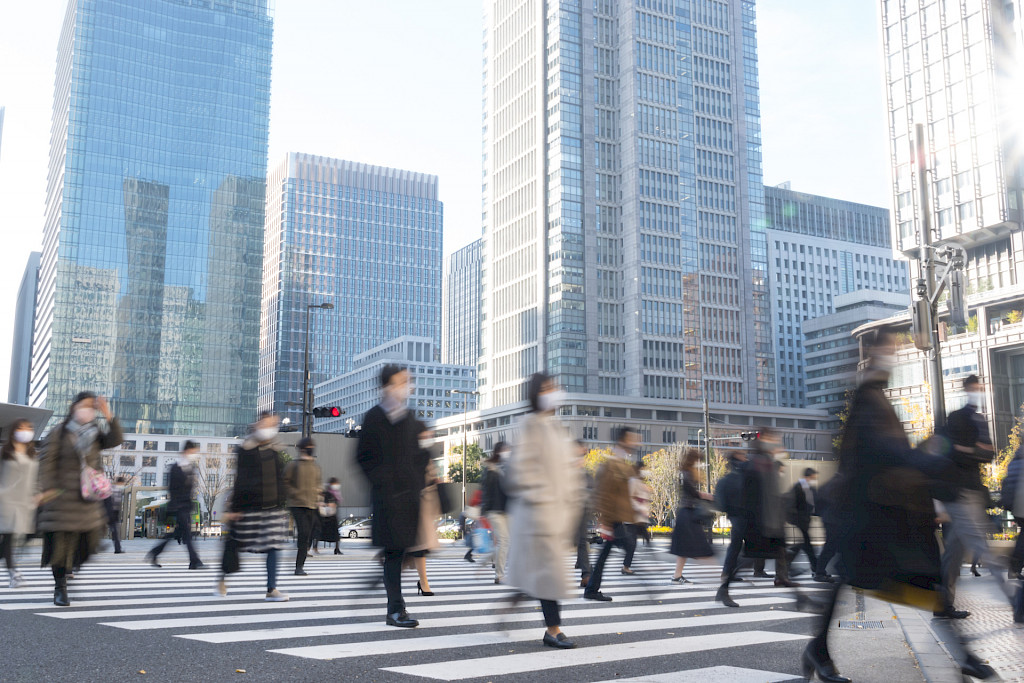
[
  {"xmin": 452, "ymin": 389, "xmax": 480, "ymax": 510},
  {"xmin": 302, "ymin": 302, "xmax": 334, "ymax": 437}
]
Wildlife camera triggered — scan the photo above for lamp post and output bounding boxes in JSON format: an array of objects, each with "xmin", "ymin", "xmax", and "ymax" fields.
[
  {"xmin": 302, "ymin": 302, "xmax": 334, "ymax": 437},
  {"xmin": 452, "ymin": 389, "xmax": 480, "ymax": 510}
]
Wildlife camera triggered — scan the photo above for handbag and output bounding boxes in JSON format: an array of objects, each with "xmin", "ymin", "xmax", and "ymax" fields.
[
  {"xmin": 437, "ymin": 485, "xmax": 453, "ymax": 515},
  {"xmin": 79, "ymin": 449, "xmax": 111, "ymax": 501},
  {"xmin": 472, "ymin": 527, "xmax": 494, "ymax": 555},
  {"xmin": 692, "ymin": 501, "xmax": 715, "ymax": 526}
]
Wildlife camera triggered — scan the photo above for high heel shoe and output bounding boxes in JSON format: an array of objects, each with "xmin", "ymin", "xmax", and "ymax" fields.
[
  {"xmin": 801, "ymin": 646, "xmax": 851, "ymax": 683},
  {"xmin": 971, "ymin": 565, "xmax": 982, "ymax": 577},
  {"xmin": 417, "ymin": 580, "xmax": 434, "ymax": 597}
]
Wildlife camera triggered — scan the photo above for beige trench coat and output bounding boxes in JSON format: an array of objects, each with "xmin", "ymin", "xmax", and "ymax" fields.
[{"xmin": 506, "ymin": 412, "xmax": 582, "ymax": 601}]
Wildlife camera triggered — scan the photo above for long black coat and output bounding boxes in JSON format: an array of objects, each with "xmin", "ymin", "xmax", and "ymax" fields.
[
  {"xmin": 836, "ymin": 378, "xmax": 943, "ymax": 591},
  {"xmin": 355, "ymin": 405, "xmax": 427, "ymax": 550},
  {"xmin": 229, "ymin": 441, "xmax": 287, "ymax": 512},
  {"xmin": 741, "ymin": 442, "xmax": 786, "ymax": 558},
  {"xmin": 790, "ymin": 481, "xmax": 814, "ymax": 531}
]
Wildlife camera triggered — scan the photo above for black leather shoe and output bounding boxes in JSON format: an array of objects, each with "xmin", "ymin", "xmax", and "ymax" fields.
[
  {"xmin": 961, "ymin": 653, "xmax": 996, "ymax": 679},
  {"xmin": 386, "ymin": 611, "xmax": 419, "ymax": 628},
  {"xmin": 752, "ymin": 571, "xmax": 772, "ymax": 578},
  {"xmin": 542, "ymin": 632, "xmax": 577, "ymax": 649},
  {"xmin": 801, "ymin": 646, "xmax": 850, "ymax": 683},
  {"xmin": 583, "ymin": 591, "xmax": 612, "ymax": 601},
  {"xmin": 53, "ymin": 583, "xmax": 70, "ymax": 607},
  {"xmin": 189, "ymin": 563, "xmax": 206, "ymax": 570},
  {"xmin": 715, "ymin": 584, "xmax": 739, "ymax": 608},
  {"xmin": 933, "ymin": 607, "xmax": 970, "ymax": 619},
  {"xmin": 146, "ymin": 554, "xmax": 161, "ymax": 568},
  {"xmin": 294, "ymin": 569, "xmax": 308, "ymax": 576},
  {"xmin": 774, "ymin": 578, "xmax": 799, "ymax": 588},
  {"xmin": 812, "ymin": 574, "xmax": 835, "ymax": 583}
]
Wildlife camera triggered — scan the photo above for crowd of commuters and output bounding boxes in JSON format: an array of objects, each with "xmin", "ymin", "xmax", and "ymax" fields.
[{"xmin": 1, "ymin": 339, "xmax": 1023, "ymax": 678}]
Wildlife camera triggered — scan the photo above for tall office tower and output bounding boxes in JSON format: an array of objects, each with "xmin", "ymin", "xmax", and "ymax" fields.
[
  {"xmin": 31, "ymin": 0, "xmax": 272, "ymax": 436},
  {"xmin": 443, "ymin": 239, "xmax": 483, "ymax": 367},
  {"xmin": 9, "ymin": 252, "xmax": 41, "ymax": 406},
  {"xmin": 764, "ymin": 184, "xmax": 908, "ymax": 407},
  {"xmin": 479, "ymin": 0, "xmax": 774, "ymax": 409},
  {"xmin": 875, "ymin": 0, "xmax": 1024, "ymax": 439},
  {"xmin": 258, "ymin": 154, "xmax": 442, "ymax": 428}
]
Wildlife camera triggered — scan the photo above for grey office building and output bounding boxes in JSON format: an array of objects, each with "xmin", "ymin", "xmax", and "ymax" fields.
[
  {"xmin": 443, "ymin": 239, "xmax": 483, "ymax": 367},
  {"xmin": 9, "ymin": 252, "xmax": 41, "ymax": 406},
  {"xmin": 258, "ymin": 154, "xmax": 443, "ymax": 427},
  {"xmin": 765, "ymin": 184, "xmax": 909, "ymax": 407},
  {"xmin": 479, "ymin": 0, "xmax": 775, "ymax": 410}
]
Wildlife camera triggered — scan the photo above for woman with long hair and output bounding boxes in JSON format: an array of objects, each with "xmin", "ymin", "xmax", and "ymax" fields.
[
  {"xmin": 481, "ymin": 441, "xmax": 510, "ymax": 584},
  {"xmin": 405, "ymin": 427, "xmax": 441, "ymax": 596},
  {"xmin": 668, "ymin": 448, "xmax": 714, "ymax": 584},
  {"xmin": 0, "ymin": 419, "xmax": 39, "ymax": 588}
]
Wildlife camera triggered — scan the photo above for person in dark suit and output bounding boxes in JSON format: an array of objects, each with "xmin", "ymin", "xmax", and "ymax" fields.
[
  {"xmin": 147, "ymin": 441, "xmax": 203, "ymax": 570},
  {"xmin": 787, "ymin": 467, "xmax": 823, "ymax": 580},
  {"xmin": 356, "ymin": 364, "xmax": 429, "ymax": 628},
  {"xmin": 742, "ymin": 428, "xmax": 796, "ymax": 589}
]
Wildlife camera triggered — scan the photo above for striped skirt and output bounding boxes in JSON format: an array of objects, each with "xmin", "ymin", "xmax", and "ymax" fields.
[{"xmin": 232, "ymin": 508, "xmax": 290, "ymax": 554}]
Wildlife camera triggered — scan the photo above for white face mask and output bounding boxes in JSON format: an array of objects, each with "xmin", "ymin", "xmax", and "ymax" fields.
[
  {"xmin": 387, "ymin": 382, "xmax": 412, "ymax": 403},
  {"xmin": 74, "ymin": 408, "xmax": 96, "ymax": 424},
  {"xmin": 13, "ymin": 430, "xmax": 34, "ymax": 444},
  {"xmin": 874, "ymin": 353, "xmax": 896, "ymax": 373},
  {"xmin": 330, "ymin": 484, "xmax": 341, "ymax": 491},
  {"xmin": 253, "ymin": 426, "xmax": 278, "ymax": 442},
  {"xmin": 537, "ymin": 390, "xmax": 564, "ymax": 412},
  {"xmin": 967, "ymin": 391, "xmax": 985, "ymax": 407}
]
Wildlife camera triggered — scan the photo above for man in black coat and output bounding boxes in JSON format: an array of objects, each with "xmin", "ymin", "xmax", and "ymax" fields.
[
  {"xmin": 715, "ymin": 451, "xmax": 749, "ymax": 585},
  {"xmin": 147, "ymin": 441, "xmax": 203, "ymax": 569},
  {"xmin": 743, "ymin": 428, "xmax": 796, "ymax": 588},
  {"xmin": 787, "ymin": 467, "xmax": 824, "ymax": 581},
  {"xmin": 356, "ymin": 364, "xmax": 428, "ymax": 628}
]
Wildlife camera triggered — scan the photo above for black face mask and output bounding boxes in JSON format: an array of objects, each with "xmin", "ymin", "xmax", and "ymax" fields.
[{"xmin": 303, "ymin": 449, "xmax": 315, "ymax": 458}]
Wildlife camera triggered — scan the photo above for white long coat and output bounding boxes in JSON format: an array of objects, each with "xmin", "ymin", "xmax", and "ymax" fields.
[
  {"xmin": 0, "ymin": 453, "xmax": 38, "ymax": 535},
  {"xmin": 506, "ymin": 412, "xmax": 582, "ymax": 601}
]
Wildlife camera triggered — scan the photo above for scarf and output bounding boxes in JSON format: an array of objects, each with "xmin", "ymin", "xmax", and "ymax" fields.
[{"xmin": 66, "ymin": 418, "xmax": 100, "ymax": 462}]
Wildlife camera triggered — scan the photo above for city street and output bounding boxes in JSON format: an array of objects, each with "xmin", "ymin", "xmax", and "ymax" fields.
[{"xmin": 0, "ymin": 537, "xmax": 974, "ymax": 683}]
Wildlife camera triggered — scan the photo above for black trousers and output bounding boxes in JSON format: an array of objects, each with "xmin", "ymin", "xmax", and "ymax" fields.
[
  {"xmin": 788, "ymin": 525, "xmax": 818, "ymax": 574},
  {"xmin": 383, "ymin": 547, "xmax": 406, "ymax": 614},
  {"xmin": 107, "ymin": 520, "xmax": 122, "ymax": 553},
  {"xmin": 0, "ymin": 534, "xmax": 14, "ymax": 571},
  {"xmin": 586, "ymin": 522, "xmax": 634, "ymax": 593},
  {"xmin": 540, "ymin": 599, "xmax": 561, "ymax": 627},
  {"xmin": 622, "ymin": 524, "xmax": 639, "ymax": 567},
  {"xmin": 290, "ymin": 507, "xmax": 316, "ymax": 570},
  {"xmin": 150, "ymin": 505, "xmax": 200, "ymax": 566}
]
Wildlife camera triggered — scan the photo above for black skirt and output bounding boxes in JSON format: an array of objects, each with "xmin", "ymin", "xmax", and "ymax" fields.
[
  {"xmin": 317, "ymin": 514, "xmax": 340, "ymax": 542},
  {"xmin": 669, "ymin": 506, "xmax": 713, "ymax": 559}
]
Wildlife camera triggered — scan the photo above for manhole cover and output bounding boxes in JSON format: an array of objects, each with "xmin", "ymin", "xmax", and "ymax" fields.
[{"xmin": 838, "ymin": 620, "xmax": 885, "ymax": 629}]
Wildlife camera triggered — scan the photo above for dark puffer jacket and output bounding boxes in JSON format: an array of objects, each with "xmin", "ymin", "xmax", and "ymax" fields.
[{"xmin": 37, "ymin": 419, "xmax": 124, "ymax": 533}]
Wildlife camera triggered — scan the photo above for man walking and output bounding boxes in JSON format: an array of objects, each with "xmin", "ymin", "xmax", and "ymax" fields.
[
  {"xmin": 744, "ymin": 428, "xmax": 797, "ymax": 588},
  {"xmin": 104, "ymin": 476, "xmax": 127, "ymax": 554},
  {"xmin": 584, "ymin": 427, "xmax": 640, "ymax": 601},
  {"xmin": 147, "ymin": 442, "xmax": 203, "ymax": 569},
  {"xmin": 285, "ymin": 437, "xmax": 322, "ymax": 576},
  {"xmin": 356, "ymin": 365, "xmax": 429, "ymax": 628},
  {"xmin": 788, "ymin": 468, "xmax": 825, "ymax": 581}
]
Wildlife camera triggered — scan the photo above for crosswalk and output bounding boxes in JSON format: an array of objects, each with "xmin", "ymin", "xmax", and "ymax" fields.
[{"xmin": 0, "ymin": 548, "xmax": 818, "ymax": 681}]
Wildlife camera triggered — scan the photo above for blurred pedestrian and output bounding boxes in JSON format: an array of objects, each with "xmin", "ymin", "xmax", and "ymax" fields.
[
  {"xmin": 37, "ymin": 392, "xmax": 123, "ymax": 606},
  {"xmin": 715, "ymin": 451, "xmax": 754, "ymax": 597},
  {"xmin": 285, "ymin": 437, "xmax": 322, "ymax": 576},
  {"xmin": 103, "ymin": 475, "xmax": 126, "ymax": 554},
  {"xmin": 356, "ymin": 364, "xmax": 429, "ymax": 628},
  {"xmin": 506, "ymin": 373, "xmax": 582, "ymax": 648},
  {"xmin": 786, "ymin": 467, "xmax": 823, "ymax": 580},
  {"xmin": 147, "ymin": 441, "xmax": 203, "ymax": 569},
  {"xmin": 319, "ymin": 478, "xmax": 343, "ymax": 555},
  {"xmin": 481, "ymin": 442, "xmax": 510, "ymax": 584},
  {"xmin": 669, "ymin": 448, "xmax": 715, "ymax": 585},
  {"xmin": 1001, "ymin": 447, "xmax": 1023, "ymax": 582},
  {"xmin": 813, "ymin": 472, "xmax": 843, "ymax": 583},
  {"xmin": 407, "ymin": 447, "xmax": 441, "ymax": 596},
  {"xmin": 217, "ymin": 412, "xmax": 290, "ymax": 602},
  {"xmin": 0, "ymin": 419, "xmax": 39, "ymax": 588},
  {"xmin": 743, "ymin": 427, "xmax": 797, "ymax": 588},
  {"xmin": 573, "ymin": 439, "xmax": 595, "ymax": 588},
  {"xmin": 628, "ymin": 465, "xmax": 652, "ymax": 551}
]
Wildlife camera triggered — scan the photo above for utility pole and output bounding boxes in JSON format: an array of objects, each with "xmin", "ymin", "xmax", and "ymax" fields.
[{"xmin": 702, "ymin": 395, "xmax": 711, "ymax": 488}]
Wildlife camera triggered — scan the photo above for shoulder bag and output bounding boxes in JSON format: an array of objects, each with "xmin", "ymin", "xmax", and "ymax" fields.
[{"xmin": 79, "ymin": 449, "xmax": 112, "ymax": 501}]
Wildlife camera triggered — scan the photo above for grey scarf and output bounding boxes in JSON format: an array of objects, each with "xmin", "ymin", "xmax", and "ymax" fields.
[{"xmin": 66, "ymin": 418, "xmax": 100, "ymax": 461}]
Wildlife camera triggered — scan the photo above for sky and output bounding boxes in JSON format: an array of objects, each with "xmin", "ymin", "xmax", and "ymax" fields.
[{"xmin": 0, "ymin": 0, "xmax": 891, "ymax": 398}]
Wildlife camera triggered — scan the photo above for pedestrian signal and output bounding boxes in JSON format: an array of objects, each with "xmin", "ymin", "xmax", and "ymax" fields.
[
  {"xmin": 740, "ymin": 431, "xmax": 760, "ymax": 441},
  {"xmin": 313, "ymin": 406, "xmax": 344, "ymax": 419}
]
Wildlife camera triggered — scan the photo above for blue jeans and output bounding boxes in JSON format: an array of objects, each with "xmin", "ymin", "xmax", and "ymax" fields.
[{"xmin": 266, "ymin": 548, "xmax": 279, "ymax": 592}]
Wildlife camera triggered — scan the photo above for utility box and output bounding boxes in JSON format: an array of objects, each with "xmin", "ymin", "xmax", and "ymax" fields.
[{"xmin": 911, "ymin": 299, "xmax": 933, "ymax": 351}]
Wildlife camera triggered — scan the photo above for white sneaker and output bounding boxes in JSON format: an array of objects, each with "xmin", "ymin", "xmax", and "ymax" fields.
[
  {"xmin": 214, "ymin": 579, "xmax": 227, "ymax": 597},
  {"xmin": 9, "ymin": 572, "xmax": 23, "ymax": 589},
  {"xmin": 265, "ymin": 589, "xmax": 289, "ymax": 602}
]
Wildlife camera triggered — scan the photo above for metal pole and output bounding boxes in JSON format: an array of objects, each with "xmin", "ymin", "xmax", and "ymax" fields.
[
  {"xmin": 916, "ymin": 123, "xmax": 946, "ymax": 429},
  {"xmin": 462, "ymin": 409, "xmax": 468, "ymax": 510},
  {"xmin": 302, "ymin": 305, "xmax": 312, "ymax": 438},
  {"xmin": 702, "ymin": 395, "xmax": 711, "ymax": 490}
]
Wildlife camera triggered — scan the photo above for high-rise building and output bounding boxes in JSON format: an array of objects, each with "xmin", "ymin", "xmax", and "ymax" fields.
[
  {"xmin": 867, "ymin": 0, "xmax": 1024, "ymax": 442},
  {"xmin": 443, "ymin": 239, "xmax": 483, "ymax": 367},
  {"xmin": 9, "ymin": 252, "xmax": 41, "ymax": 406},
  {"xmin": 764, "ymin": 184, "xmax": 909, "ymax": 407},
  {"xmin": 258, "ymin": 154, "xmax": 442, "ymax": 427},
  {"xmin": 479, "ymin": 0, "xmax": 774, "ymax": 410},
  {"xmin": 31, "ymin": 0, "xmax": 273, "ymax": 436}
]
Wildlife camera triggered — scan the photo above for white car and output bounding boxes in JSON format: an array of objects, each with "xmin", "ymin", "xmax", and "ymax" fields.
[{"xmin": 340, "ymin": 517, "xmax": 372, "ymax": 539}]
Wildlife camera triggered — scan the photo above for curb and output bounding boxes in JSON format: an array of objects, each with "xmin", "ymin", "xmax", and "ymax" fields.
[{"xmin": 890, "ymin": 605, "xmax": 961, "ymax": 683}]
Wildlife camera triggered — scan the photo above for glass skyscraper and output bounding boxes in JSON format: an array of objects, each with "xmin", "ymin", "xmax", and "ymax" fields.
[
  {"xmin": 479, "ymin": 0, "xmax": 775, "ymax": 409},
  {"xmin": 258, "ymin": 153, "xmax": 442, "ymax": 428},
  {"xmin": 31, "ymin": 0, "xmax": 273, "ymax": 436},
  {"xmin": 443, "ymin": 239, "xmax": 483, "ymax": 367}
]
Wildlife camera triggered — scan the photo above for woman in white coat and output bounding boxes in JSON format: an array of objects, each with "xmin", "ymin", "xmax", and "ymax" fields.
[
  {"xmin": 0, "ymin": 419, "xmax": 39, "ymax": 588},
  {"xmin": 506, "ymin": 373, "xmax": 583, "ymax": 649}
]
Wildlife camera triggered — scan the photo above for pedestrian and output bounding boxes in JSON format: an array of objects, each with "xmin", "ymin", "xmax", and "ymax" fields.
[
  {"xmin": 669, "ymin": 448, "xmax": 715, "ymax": 585},
  {"xmin": 481, "ymin": 442, "xmax": 510, "ymax": 585},
  {"xmin": 506, "ymin": 372, "xmax": 582, "ymax": 649},
  {"xmin": 284, "ymin": 437, "xmax": 322, "ymax": 576},
  {"xmin": 0, "ymin": 419, "xmax": 39, "ymax": 588},
  {"xmin": 407, "ymin": 450, "xmax": 441, "ymax": 597},
  {"xmin": 355, "ymin": 364, "xmax": 429, "ymax": 628},
  {"xmin": 628, "ymin": 465, "xmax": 652, "ymax": 551},
  {"xmin": 573, "ymin": 439, "xmax": 595, "ymax": 588},
  {"xmin": 805, "ymin": 326, "xmax": 995, "ymax": 682},
  {"xmin": 813, "ymin": 472, "xmax": 842, "ymax": 582},
  {"xmin": 1000, "ymin": 447, "xmax": 1023, "ymax": 583},
  {"xmin": 147, "ymin": 441, "xmax": 203, "ymax": 569},
  {"xmin": 462, "ymin": 489, "xmax": 485, "ymax": 563},
  {"xmin": 935, "ymin": 374, "xmax": 1014, "ymax": 620},
  {"xmin": 743, "ymin": 427, "xmax": 798, "ymax": 589},
  {"xmin": 786, "ymin": 467, "xmax": 825, "ymax": 581},
  {"xmin": 319, "ymin": 478, "xmax": 343, "ymax": 555},
  {"xmin": 217, "ymin": 412, "xmax": 290, "ymax": 602},
  {"xmin": 37, "ymin": 392, "xmax": 123, "ymax": 606},
  {"xmin": 583, "ymin": 427, "xmax": 641, "ymax": 601},
  {"xmin": 715, "ymin": 451, "xmax": 754, "ymax": 591},
  {"xmin": 103, "ymin": 476, "xmax": 126, "ymax": 554}
]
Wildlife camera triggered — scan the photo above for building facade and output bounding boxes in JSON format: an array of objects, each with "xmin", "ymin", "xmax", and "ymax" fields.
[
  {"xmin": 478, "ymin": 0, "xmax": 775, "ymax": 410},
  {"xmin": 9, "ymin": 252, "xmax": 41, "ymax": 406},
  {"xmin": 803, "ymin": 290, "xmax": 908, "ymax": 423},
  {"xmin": 443, "ymin": 239, "xmax": 483, "ymax": 367},
  {"xmin": 314, "ymin": 336, "xmax": 476, "ymax": 430},
  {"xmin": 31, "ymin": 0, "xmax": 273, "ymax": 436},
  {"xmin": 258, "ymin": 154, "xmax": 443, "ymax": 427},
  {"xmin": 765, "ymin": 184, "xmax": 909, "ymax": 407}
]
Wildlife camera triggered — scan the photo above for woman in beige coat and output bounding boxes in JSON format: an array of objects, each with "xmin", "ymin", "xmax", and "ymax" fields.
[
  {"xmin": 0, "ymin": 419, "xmax": 40, "ymax": 588},
  {"xmin": 406, "ymin": 456, "xmax": 441, "ymax": 596},
  {"xmin": 506, "ymin": 373, "xmax": 583, "ymax": 649}
]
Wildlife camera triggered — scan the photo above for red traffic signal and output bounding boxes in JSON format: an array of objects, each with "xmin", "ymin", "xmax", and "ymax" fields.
[{"xmin": 313, "ymin": 406, "xmax": 344, "ymax": 419}]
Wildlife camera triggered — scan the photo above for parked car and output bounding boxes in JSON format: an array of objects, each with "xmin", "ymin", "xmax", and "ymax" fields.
[{"xmin": 339, "ymin": 517, "xmax": 372, "ymax": 539}]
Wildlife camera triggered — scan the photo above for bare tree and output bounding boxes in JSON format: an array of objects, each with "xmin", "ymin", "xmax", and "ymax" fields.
[{"xmin": 194, "ymin": 456, "xmax": 230, "ymax": 523}]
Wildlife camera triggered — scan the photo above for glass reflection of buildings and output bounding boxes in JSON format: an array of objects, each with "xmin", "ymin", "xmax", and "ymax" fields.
[
  {"xmin": 31, "ymin": 0, "xmax": 273, "ymax": 436},
  {"xmin": 861, "ymin": 0, "xmax": 1024, "ymax": 443}
]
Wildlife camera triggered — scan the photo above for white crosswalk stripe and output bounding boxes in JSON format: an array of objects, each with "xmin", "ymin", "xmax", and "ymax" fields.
[{"xmin": 0, "ymin": 553, "xmax": 812, "ymax": 681}]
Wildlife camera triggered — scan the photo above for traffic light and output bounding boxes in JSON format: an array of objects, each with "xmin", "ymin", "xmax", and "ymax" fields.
[
  {"xmin": 312, "ymin": 406, "xmax": 344, "ymax": 419},
  {"xmin": 740, "ymin": 431, "xmax": 760, "ymax": 441},
  {"xmin": 344, "ymin": 425, "xmax": 362, "ymax": 439}
]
